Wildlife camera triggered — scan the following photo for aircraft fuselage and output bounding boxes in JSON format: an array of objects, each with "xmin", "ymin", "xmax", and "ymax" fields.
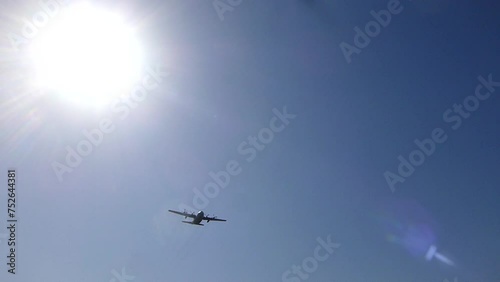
[{"xmin": 192, "ymin": 211, "xmax": 204, "ymax": 224}]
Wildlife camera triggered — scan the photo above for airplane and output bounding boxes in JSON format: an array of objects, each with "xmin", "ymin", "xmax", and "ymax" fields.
[{"xmin": 168, "ymin": 209, "xmax": 227, "ymax": 226}]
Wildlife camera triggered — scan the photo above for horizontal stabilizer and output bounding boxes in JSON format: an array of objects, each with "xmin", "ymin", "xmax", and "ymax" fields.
[{"xmin": 182, "ymin": 221, "xmax": 204, "ymax": 226}]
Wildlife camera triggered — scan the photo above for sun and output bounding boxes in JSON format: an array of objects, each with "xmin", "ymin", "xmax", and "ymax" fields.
[{"xmin": 29, "ymin": 2, "xmax": 143, "ymax": 108}]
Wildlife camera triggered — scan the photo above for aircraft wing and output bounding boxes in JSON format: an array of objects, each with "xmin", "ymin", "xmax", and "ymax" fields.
[
  {"xmin": 203, "ymin": 216, "xmax": 226, "ymax": 222},
  {"xmin": 168, "ymin": 209, "xmax": 196, "ymax": 218}
]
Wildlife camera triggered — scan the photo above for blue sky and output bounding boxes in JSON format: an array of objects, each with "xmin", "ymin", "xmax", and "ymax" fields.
[{"xmin": 1, "ymin": 0, "xmax": 499, "ymax": 281}]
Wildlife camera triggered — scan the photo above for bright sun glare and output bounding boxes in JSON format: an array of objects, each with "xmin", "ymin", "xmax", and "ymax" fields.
[{"xmin": 29, "ymin": 2, "xmax": 143, "ymax": 107}]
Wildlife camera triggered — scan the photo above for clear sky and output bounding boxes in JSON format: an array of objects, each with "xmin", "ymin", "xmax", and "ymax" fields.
[{"xmin": 0, "ymin": 0, "xmax": 499, "ymax": 281}]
